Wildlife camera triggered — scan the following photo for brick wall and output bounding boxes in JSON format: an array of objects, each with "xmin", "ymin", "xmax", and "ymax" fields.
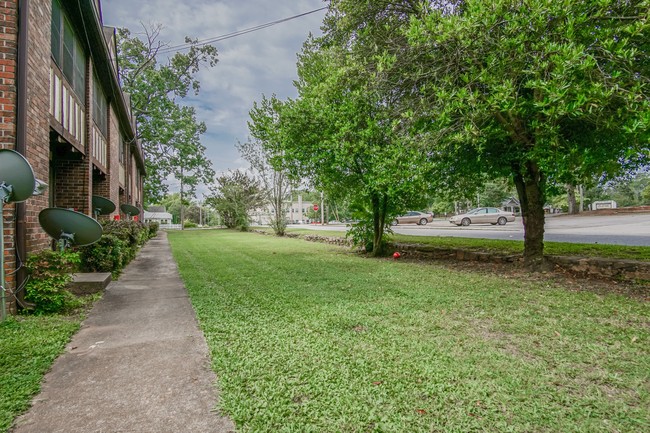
[
  {"xmin": 105, "ymin": 106, "xmax": 120, "ymax": 217},
  {"xmin": 1, "ymin": 0, "xmax": 18, "ymax": 311},
  {"xmin": 54, "ymin": 156, "xmax": 90, "ymax": 212},
  {"xmin": 25, "ymin": 0, "xmax": 53, "ymax": 252}
]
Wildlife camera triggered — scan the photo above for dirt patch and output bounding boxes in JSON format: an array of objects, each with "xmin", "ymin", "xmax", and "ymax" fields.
[{"xmin": 400, "ymin": 255, "xmax": 649, "ymax": 302}]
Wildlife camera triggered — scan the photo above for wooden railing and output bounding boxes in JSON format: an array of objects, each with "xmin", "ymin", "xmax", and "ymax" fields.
[
  {"xmin": 49, "ymin": 65, "xmax": 85, "ymax": 148},
  {"xmin": 91, "ymin": 123, "xmax": 107, "ymax": 170}
]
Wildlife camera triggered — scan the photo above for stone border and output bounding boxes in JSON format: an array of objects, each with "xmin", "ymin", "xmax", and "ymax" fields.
[{"xmin": 251, "ymin": 230, "xmax": 649, "ymax": 282}]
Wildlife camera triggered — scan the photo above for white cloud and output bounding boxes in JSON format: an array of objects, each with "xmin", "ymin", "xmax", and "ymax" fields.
[{"xmin": 102, "ymin": 0, "xmax": 326, "ymax": 194}]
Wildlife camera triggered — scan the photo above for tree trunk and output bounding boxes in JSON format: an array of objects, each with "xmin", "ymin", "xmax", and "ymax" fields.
[
  {"xmin": 566, "ymin": 184, "xmax": 577, "ymax": 214},
  {"xmin": 513, "ymin": 160, "xmax": 547, "ymax": 270},
  {"xmin": 371, "ymin": 193, "xmax": 388, "ymax": 257}
]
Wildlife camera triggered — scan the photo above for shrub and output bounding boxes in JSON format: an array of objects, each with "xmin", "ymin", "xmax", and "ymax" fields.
[
  {"xmin": 346, "ymin": 218, "xmax": 392, "ymax": 254},
  {"xmin": 183, "ymin": 220, "xmax": 197, "ymax": 228},
  {"xmin": 24, "ymin": 250, "xmax": 81, "ymax": 314},
  {"xmin": 147, "ymin": 221, "xmax": 159, "ymax": 238},
  {"xmin": 78, "ymin": 220, "xmax": 156, "ymax": 277},
  {"xmin": 79, "ymin": 234, "xmax": 125, "ymax": 276}
]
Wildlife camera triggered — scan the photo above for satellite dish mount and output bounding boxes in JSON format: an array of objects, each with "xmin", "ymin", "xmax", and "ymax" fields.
[
  {"xmin": 92, "ymin": 195, "xmax": 116, "ymax": 219},
  {"xmin": 0, "ymin": 150, "xmax": 37, "ymax": 321},
  {"xmin": 39, "ymin": 208, "xmax": 103, "ymax": 253}
]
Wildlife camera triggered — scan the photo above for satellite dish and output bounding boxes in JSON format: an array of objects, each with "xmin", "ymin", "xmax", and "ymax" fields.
[
  {"xmin": 92, "ymin": 195, "xmax": 116, "ymax": 217},
  {"xmin": 1, "ymin": 149, "xmax": 37, "ymax": 320},
  {"xmin": 0, "ymin": 149, "xmax": 36, "ymax": 203},
  {"xmin": 120, "ymin": 203, "xmax": 140, "ymax": 217},
  {"xmin": 39, "ymin": 208, "xmax": 103, "ymax": 251}
]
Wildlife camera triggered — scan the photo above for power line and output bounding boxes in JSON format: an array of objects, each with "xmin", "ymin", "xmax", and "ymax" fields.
[{"xmin": 158, "ymin": 6, "xmax": 328, "ymax": 54}]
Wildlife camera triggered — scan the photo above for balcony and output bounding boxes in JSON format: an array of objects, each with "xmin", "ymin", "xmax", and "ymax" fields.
[
  {"xmin": 49, "ymin": 65, "xmax": 85, "ymax": 152},
  {"xmin": 91, "ymin": 123, "xmax": 107, "ymax": 172}
]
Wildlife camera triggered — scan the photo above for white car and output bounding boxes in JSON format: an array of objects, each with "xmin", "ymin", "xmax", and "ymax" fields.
[{"xmin": 450, "ymin": 207, "xmax": 516, "ymax": 226}]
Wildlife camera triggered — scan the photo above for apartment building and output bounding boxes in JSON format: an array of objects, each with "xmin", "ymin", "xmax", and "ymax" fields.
[{"xmin": 1, "ymin": 0, "xmax": 145, "ymax": 312}]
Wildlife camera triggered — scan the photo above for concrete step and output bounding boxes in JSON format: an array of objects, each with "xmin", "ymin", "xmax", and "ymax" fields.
[{"xmin": 68, "ymin": 273, "xmax": 112, "ymax": 295}]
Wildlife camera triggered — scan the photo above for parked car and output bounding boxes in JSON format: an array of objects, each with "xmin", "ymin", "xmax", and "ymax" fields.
[
  {"xmin": 392, "ymin": 211, "xmax": 434, "ymax": 226},
  {"xmin": 449, "ymin": 207, "xmax": 515, "ymax": 226}
]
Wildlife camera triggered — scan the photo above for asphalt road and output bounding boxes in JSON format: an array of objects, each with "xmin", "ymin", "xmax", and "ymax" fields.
[{"xmin": 288, "ymin": 212, "xmax": 650, "ymax": 246}]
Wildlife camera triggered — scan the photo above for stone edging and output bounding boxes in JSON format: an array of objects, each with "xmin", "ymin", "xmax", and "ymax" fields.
[{"xmin": 251, "ymin": 229, "xmax": 649, "ymax": 282}]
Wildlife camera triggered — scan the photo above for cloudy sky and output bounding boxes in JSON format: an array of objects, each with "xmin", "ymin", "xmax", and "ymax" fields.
[{"xmin": 101, "ymin": 0, "xmax": 327, "ymax": 196}]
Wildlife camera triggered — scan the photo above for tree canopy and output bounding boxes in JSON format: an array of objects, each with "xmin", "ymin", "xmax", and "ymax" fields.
[
  {"xmin": 309, "ymin": 0, "xmax": 650, "ymax": 266},
  {"xmin": 116, "ymin": 25, "xmax": 218, "ymax": 203},
  {"xmin": 274, "ymin": 39, "xmax": 431, "ymax": 254},
  {"xmin": 240, "ymin": 95, "xmax": 294, "ymax": 236},
  {"xmin": 206, "ymin": 170, "xmax": 266, "ymax": 231}
]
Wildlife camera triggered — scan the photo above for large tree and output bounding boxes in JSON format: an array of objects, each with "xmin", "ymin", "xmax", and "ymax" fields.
[
  {"xmin": 277, "ymin": 40, "xmax": 430, "ymax": 255},
  {"xmin": 404, "ymin": 0, "xmax": 649, "ymax": 267},
  {"xmin": 325, "ymin": 0, "xmax": 649, "ymax": 267},
  {"xmin": 116, "ymin": 25, "xmax": 218, "ymax": 203}
]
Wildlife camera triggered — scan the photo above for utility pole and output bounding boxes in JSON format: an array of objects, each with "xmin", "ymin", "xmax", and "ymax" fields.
[{"xmin": 320, "ymin": 191, "xmax": 324, "ymax": 224}]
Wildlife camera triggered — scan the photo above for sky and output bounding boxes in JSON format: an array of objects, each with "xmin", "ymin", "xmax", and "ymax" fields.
[{"xmin": 101, "ymin": 0, "xmax": 327, "ymax": 197}]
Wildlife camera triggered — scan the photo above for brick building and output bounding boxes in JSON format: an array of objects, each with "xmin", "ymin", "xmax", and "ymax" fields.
[{"xmin": 1, "ymin": 0, "xmax": 145, "ymax": 313}]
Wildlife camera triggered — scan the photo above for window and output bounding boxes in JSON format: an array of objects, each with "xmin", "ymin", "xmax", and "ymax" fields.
[
  {"xmin": 93, "ymin": 77, "xmax": 108, "ymax": 135},
  {"xmin": 51, "ymin": 0, "xmax": 86, "ymax": 100}
]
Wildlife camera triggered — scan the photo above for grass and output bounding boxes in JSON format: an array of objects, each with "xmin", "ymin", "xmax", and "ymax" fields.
[
  {"xmin": 254, "ymin": 227, "xmax": 650, "ymax": 261},
  {"xmin": 169, "ymin": 229, "xmax": 649, "ymax": 433},
  {"xmin": 0, "ymin": 310, "xmax": 89, "ymax": 432}
]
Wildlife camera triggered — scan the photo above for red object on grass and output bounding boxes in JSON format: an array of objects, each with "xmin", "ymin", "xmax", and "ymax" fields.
[
  {"xmin": 114, "ymin": 214, "xmax": 120, "ymax": 220},
  {"xmin": 393, "ymin": 252, "xmax": 401, "ymax": 259}
]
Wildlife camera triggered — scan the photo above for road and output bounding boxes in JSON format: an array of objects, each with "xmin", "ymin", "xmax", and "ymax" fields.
[{"xmin": 288, "ymin": 212, "xmax": 650, "ymax": 246}]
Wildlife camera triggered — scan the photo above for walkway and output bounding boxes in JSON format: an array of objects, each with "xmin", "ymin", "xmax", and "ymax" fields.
[{"xmin": 11, "ymin": 232, "xmax": 235, "ymax": 433}]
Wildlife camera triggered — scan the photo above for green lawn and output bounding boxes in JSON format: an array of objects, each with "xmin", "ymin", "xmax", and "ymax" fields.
[
  {"xmin": 169, "ymin": 229, "xmax": 649, "ymax": 433},
  {"xmin": 255, "ymin": 227, "xmax": 650, "ymax": 261},
  {"xmin": 0, "ymin": 314, "xmax": 85, "ymax": 432}
]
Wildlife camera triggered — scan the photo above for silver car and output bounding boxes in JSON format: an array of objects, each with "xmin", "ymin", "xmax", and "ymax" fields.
[
  {"xmin": 449, "ymin": 207, "xmax": 515, "ymax": 226},
  {"xmin": 392, "ymin": 211, "xmax": 434, "ymax": 225}
]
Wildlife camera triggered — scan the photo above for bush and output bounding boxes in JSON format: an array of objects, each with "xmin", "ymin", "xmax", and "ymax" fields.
[
  {"xmin": 24, "ymin": 250, "xmax": 81, "ymax": 314},
  {"xmin": 79, "ymin": 234, "xmax": 126, "ymax": 275},
  {"xmin": 346, "ymin": 218, "xmax": 392, "ymax": 254},
  {"xmin": 78, "ymin": 220, "xmax": 157, "ymax": 276},
  {"xmin": 183, "ymin": 220, "xmax": 197, "ymax": 228},
  {"xmin": 148, "ymin": 221, "xmax": 159, "ymax": 238}
]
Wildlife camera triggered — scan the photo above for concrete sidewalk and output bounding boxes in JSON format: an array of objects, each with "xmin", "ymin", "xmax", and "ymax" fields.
[{"xmin": 11, "ymin": 232, "xmax": 235, "ymax": 433}]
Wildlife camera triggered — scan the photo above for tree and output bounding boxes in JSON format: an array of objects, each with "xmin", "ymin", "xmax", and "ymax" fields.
[
  {"xmin": 116, "ymin": 25, "xmax": 218, "ymax": 203},
  {"xmin": 398, "ymin": 0, "xmax": 649, "ymax": 268},
  {"xmin": 166, "ymin": 105, "xmax": 214, "ymax": 229},
  {"xmin": 205, "ymin": 170, "xmax": 266, "ymax": 230},
  {"xmin": 277, "ymin": 40, "xmax": 430, "ymax": 255},
  {"xmin": 240, "ymin": 95, "xmax": 294, "ymax": 236}
]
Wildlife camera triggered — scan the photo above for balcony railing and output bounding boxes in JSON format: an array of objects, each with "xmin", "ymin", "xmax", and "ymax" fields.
[
  {"xmin": 91, "ymin": 124, "xmax": 107, "ymax": 171},
  {"xmin": 49, "ymin": 65, "xmax": 85, "ymax": 149}
]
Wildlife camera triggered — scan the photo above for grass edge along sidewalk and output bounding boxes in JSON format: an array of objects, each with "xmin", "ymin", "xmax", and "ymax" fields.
[
  {"xmin": 0, "ymin": 309, "xmax": 89, "ymax": 432},
  {"xmin": 169, "ymin": 229, "xmax": 649, "ymax": 433}
]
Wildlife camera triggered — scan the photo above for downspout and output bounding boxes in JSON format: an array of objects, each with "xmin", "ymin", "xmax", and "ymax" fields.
[{"xmin": 15, "ymin": 0, "xmax": 30, "ymax": 309}]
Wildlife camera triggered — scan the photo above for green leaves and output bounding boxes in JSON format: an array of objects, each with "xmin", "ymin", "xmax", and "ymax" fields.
[
  {"xmin": 116, "ymin": 25, "xmax": 218, "ymax": 203},
  {"xmin": 206, "ymin": 171, "xmax": 266, "ymax": 230}
]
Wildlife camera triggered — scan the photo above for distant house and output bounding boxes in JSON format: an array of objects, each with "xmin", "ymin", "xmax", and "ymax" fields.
[
  {"xmin": 144, "ymin": 209, "xmax": 173, "ymax": 225},
  {"xmin": 502, "ymin": 197, "xmax": 521, "ymax": 215}
]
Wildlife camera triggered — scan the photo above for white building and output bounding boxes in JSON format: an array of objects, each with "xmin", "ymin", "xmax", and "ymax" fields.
[{"xmin": 143, "ymin": 209, "xmax": 173, "ymax": 225}]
